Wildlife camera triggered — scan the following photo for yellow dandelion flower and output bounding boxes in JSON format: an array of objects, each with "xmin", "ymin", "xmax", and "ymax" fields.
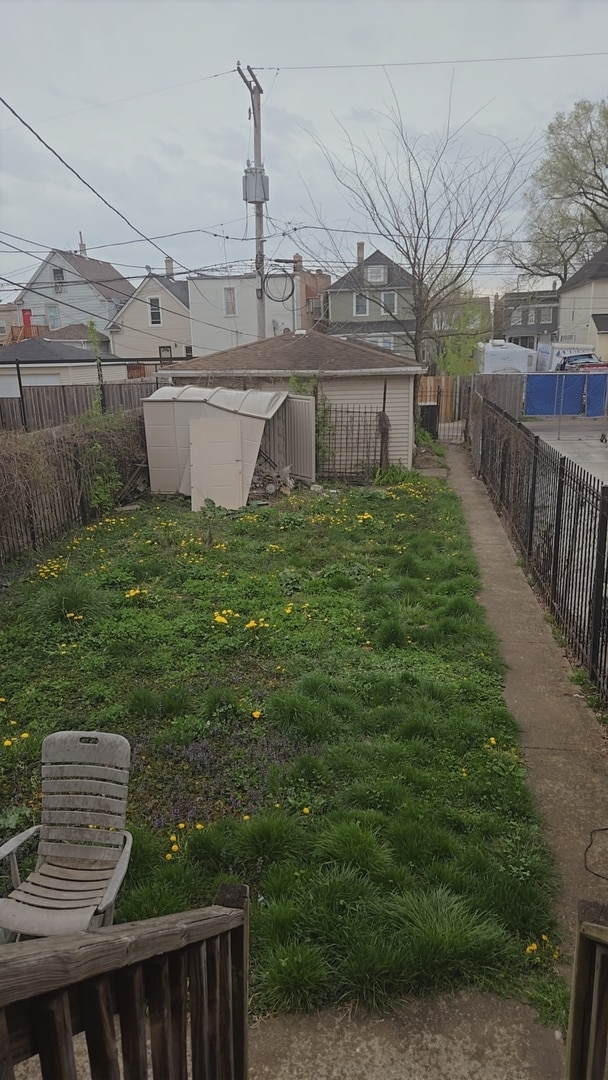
[
  {"xmin": 20, "ymin": 732, "xmax": 29, "ymax": 739},
  {"xmin": 243, "ymin": 814, "xmax": 250, "ymax": 821},
  {"xmin": 302, "ymin": 807, "xmax": 310, "ymax": 815},
  {"xmin": 525, "ymin": 942, "xmax": 538, "ymax": 954},
  {"xmin": 245, "ymin": 619, "xmax": 257, "ymax": 629},
  {"xmin": 165, "ymin": 853, "xmax": 173, "ymax": 861},
  {"xmin": 274, "ymin": 803, "xmax": 281, "ymax": 809},
  {"xmin": 169, "ymin": 834, "xmax": 177, "ymax": 842},
  {"xmin": 0, "ymin": 698, "xmax": 5, "ymax": 703},
  {"xmin": 178, "ymin": 823, "xmax": 186, "ymax": 829},
  {"xmin": 171, "ymin": 844, "xmax": 179, "ymax": 852},
  {"xmin": 214, "ymin": 614, "xmax": 228, "ymax": 625},
  {"xmin": 251, "ymin": 710, "xmax": 262, "ymax": 719},
  {"xmin": 489, "ymin": 737, "xmax": 497, "ymax": 746},
  {"xmin": 195, "ymin": 823, "xmax": 204, "ymax": 830},
  {"xmin": 541, "ymin": 934, "xmax": 548, "ymax": 942},
  {"xmin": 3, "ymin": 739, "xmax": 11, "ymax": 747}
]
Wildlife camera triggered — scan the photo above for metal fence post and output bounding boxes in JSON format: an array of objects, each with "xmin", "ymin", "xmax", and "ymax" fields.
[
  {"xmin": 590, "ymin": 485, "xmax": 608, "ymax": 680},
  {"xmin": 527, "ymin": 435, "xmax": 539, "ymax": 560},
  {"xmin": 550, "ymin": 456, "xmax": 566, "ymax": 613}
]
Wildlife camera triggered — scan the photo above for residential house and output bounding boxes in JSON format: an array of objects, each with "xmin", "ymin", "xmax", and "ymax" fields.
[
  {"xmin": 0, "ymin": 339, "xmax": 127, "ymax": 394},
  {"xmin": 160, "ymin": 329, "xmax": 422, "ymax": 471},
  {"xmin": 558, "ymin": 246, "xmax": 608, "ymax": 359},
  {"xmin": 187, "ymin": 256, "xmax": 330, "ymax": 356},
  {"xmin": 495, "ymin": 287, "xmax": 559, "ymax": 350},
  {"xmin": 108, "ymin": 260, "xmax": 192, "ymax": 361},
  {"xmin": 13, "ymin": 240, "xmax": 134, "ymax": 336},
  {"xmin": 0, "ymin": 303, "xmax": 21, "ymax": 344},
  {"xmin": 325, "ymin": 244, "xmax": 415, "ymax": 356},
  {"xmin": 44, "ymin": 323, "xmax": 111, "ymax": 356}
]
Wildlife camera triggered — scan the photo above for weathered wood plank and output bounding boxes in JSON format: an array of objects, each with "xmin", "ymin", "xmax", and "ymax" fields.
[
  {"xmin": 144, "ymin": 955, "xmax": 175, "ymax": 1080},
  {"xmin": 81, "ymin": 976, "xmax": 121, "ymax": 1080},
  {"xmin": 215, "ymin": 885, "xmax": 249, "ymax": 1080},
  {"xmin": 35, "ymin": 991, "xmax": 78, "ymax": 1080},
  {"xmin": 189, "ymin": 942, "xmax": 209, "ymax": 1080},
  {"xmin": 116, "ymin": 965, "xmax": 148, "ymax": 1080},
  {"xmin": 566, "ymin": 902, "xmax": 608, "ymax": 1078},
  {"xmin": 587, "ymin": 945, "xmax": 608, "ymax": 1080},
  {"xmin": 169, "ymin": 950, "xmax": 189, "ymax": 1080},
  {"xmin": 0, "ymin": 1007, "xmax": 16, "ymax": 1080},
  {"xmin": 207, "ymin": 936, "xmax": 221, "ymax": 1080},
  {"xmin": 0, "ymin": 906, "xmax": 245, "ymax": 1008},
  {"xmin": 218, "ymin": 933, "xmax": 234, "ymax": 1080}
]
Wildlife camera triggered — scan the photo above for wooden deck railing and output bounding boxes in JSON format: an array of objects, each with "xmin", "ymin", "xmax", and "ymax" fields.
[
  {"xmin": 566, "ymin": 900, "xmax": 608, "ymax": 1079},
  {"xmin": 0, "ymin": 883, "xmax": 249, "ymax": 1079}
]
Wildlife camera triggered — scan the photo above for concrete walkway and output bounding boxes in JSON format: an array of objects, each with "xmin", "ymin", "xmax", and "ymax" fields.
[{"xmin": 249, "ymin": 445, "xmax": 608, "ymax": 1079}]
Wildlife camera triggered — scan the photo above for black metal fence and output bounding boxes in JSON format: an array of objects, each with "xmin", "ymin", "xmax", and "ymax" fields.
[
  {"xmin": 316, "ymin": 404, "xmax": 382, "ymax": 481},
  {"xmin": 477, "ymin": 399, "xmax": 608, "ymax": 700}
]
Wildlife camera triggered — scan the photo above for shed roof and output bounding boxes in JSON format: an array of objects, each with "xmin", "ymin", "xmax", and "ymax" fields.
[
  {"xmin": 44, "ymin": 322, "xmax": 110, "ymax": 343},
  {"xmin": 0, "ymin": 339, "xmax": 96, "ymax": 364},
  {"xmin": 144, "ymin": 385, "xmax": 288, "ymax": 419},
  {"xmin": 165, "ymin": 329, "xmax": 420, "ymax": 375}
]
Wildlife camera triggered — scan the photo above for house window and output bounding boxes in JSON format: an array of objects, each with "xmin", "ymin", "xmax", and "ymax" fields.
[
  {"xmin": 367, "ymin": 334, "xmax": 395, "ymax": 351},
  {"xmin": 511, "ymin": 307, "xmax": 522, "ymax": 326},
  {"xmin": 381, "ymin": 291, "xmax": 396, "ymax": 315},
  {"xmin": 365, "ymin": 265, "xmax": 387, "ymax": 284},
  {"xmin": 539, "ymin": 307, "xmax": 552, "ymax": 323},
  {"xmin": 354, "ymin": 293, "xmax": 369, "ymax": 316},
  {"xmin": 52, "ymin": 268, "xmax": 64, "ymax": 283},
  {"xmin": 223, "ymin": 287, "xmax": 237, "ymax": 316},
  {"xmin": 149, "ymin": 297, "xmax": 162, "ymax": 325},
  {"xmin": 158, "ymin": 346, "xmax": 172, "ymax": 361},
  {"xmin": 185, "ymin": 346, "xmax": 193, "ymax": 359},
  {"xmin": 46, "ymin": 304, "xmax": 60, "ymax": 329},
  {"xmin": 0, "ymin": 321, "xmax": 5, "ymax": 337}
]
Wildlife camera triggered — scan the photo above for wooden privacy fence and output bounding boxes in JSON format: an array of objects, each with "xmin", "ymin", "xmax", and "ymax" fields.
[
  {"xmin": 0, "ymin": 379, "xmax": 158, "ymax": 432},
  {"xmin": 0, "ymin": 413, "xmax": 146, "ymax": 566},
  {"xmin": 0, "ymin": 884, "xmax": 249, "ymax": 1080},
  {"xmin": 566, "ymin": 900, "xmax": 608, "ymax": 1078}
]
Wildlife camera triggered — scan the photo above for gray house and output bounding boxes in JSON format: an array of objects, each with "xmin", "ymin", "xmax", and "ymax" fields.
[
  {"xmin": 495, "ymin": 288, "xmax": 559, "ymax": 350},
  {"xmin": 14, "ymin": 242, "xmax": 134, "ymax": 336},
  {"xmin": 325, "ymin": 244, "xmax": 415, "ymax": 356}
]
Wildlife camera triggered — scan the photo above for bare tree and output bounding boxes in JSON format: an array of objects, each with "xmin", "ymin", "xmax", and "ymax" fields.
[
  {"xmin": 506, "ymin": 193, "xmax": 601, "ymax": 284},
  {"xmin": 312, "ymin": 103, "xmax": 530, "ymax": 365}
]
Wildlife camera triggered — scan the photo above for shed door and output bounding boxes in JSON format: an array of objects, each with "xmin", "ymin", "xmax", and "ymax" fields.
[
  {"xmin": 190, "ymin": 416, "xmax": 243, "ymax": 511},
  {"xmin": 285, "ymin": 395, "xmax": 315, "ymax": 484}
]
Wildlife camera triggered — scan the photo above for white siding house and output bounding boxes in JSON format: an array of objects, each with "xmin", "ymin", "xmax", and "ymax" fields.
[
  {"xmin": 15, "ymin": 248, "xmax": 134, "ymax": 335},
  {"xmin": 188, "ymin": 261, "xmax": 330, "ymax": 356}
]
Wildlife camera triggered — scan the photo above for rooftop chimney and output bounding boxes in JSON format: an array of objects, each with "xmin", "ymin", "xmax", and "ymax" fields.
[
  {"xmin": 293, "ymin": 253, "xmax": 303, "ymax": 272},
  {"xmin": 357, "ymin": 242, "xmax": 365, "ymax": 265},
  {"xmin": 78, "ymin": 231, "xmax": 86, "ymax": 257},
  {"xmin": 165, "ymin": 257, "xmax": 175, "ymax": 279}
]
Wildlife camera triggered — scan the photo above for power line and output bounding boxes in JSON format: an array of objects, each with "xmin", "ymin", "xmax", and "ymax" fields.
[
  {"xmin": 253, "ymin": 50, "xmax": 608, "ymax": 74},
  {"xmin": 0, "ymin": 94, "xmax": 193, "ymax": 273},
  {"xmin": 0, "ymin": 68, "xmax": 236, "ymax": 133}
]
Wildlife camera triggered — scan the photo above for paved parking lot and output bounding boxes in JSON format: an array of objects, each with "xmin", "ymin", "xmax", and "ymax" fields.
[{"xmin": 524, "ymin": 416, "xmax": 608, "ymax": 485}]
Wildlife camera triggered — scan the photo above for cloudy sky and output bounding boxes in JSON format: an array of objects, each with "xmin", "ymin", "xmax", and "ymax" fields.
[{"xmin": 1, "ymin": 0, "xmax": 607, "ymax": 301}]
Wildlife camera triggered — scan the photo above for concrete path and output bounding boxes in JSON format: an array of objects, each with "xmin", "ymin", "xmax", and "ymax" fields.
[{"xmin": 249, "ymin": 445, "xmax": 608, "ymax": 1079}]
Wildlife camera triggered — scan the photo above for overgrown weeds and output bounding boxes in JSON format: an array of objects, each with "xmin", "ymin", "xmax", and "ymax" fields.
[{"xmin": 0, "ymin": 478, "xmax": 565, "ymax": 1022}]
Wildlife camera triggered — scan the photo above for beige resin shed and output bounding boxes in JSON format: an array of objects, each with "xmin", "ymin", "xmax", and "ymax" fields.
[{"xmin": 143, "ymin": 385, "xmax": 315, "ymax": 509}]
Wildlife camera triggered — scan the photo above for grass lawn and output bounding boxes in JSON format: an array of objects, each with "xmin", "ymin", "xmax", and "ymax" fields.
[{"xmin": 0, "ymin": 472, "xmax": 567, "ymax": 1022}]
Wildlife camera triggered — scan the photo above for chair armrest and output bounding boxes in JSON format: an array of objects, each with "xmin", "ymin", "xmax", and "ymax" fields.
[
  {"xmin": 97, "ymin": 831, "xmax": 133, "ymax": 914},
  {"xmin": 0, "ymin": 825, "xmax": 40, "ymax": 862},
  {"xmin": 0, "ymin": 825, "xmax": 40, "ymax": 889}
]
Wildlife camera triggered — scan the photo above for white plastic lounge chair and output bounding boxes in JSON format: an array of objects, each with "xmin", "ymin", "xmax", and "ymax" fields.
[{"xmin": 0, "ymin": 730, "xmax": 132, "ymax": 938}]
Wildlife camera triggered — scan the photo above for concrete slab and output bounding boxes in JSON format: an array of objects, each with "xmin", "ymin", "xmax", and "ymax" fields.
[{"xmin": 524, "ymin": 417, "xmax": 608, "ymax": 484}]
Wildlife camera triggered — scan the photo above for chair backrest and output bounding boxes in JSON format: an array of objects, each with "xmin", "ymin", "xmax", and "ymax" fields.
[{"xmin": 39, "ymin": 731, "xmax": 131, "ymax": 869}]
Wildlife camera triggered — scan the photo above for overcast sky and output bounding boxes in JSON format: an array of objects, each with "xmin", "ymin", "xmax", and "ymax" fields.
[{"xmin": 1, "ymin": 0, "xmax": 607, "ymax": 301}]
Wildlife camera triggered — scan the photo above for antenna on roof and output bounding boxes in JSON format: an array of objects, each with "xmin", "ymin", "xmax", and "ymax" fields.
[{"xmin": 78, "ymin": 231, "xmax": 86, "ymax": 257}]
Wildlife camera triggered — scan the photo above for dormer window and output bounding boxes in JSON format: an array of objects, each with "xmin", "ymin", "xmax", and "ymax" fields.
[
  {"xmin": 52, "ymin": 268, "xmax": 64, "ymax": 283},
  {"xmin": 365, "ymin": 265, "xmax": 387, "ymax": 284}
]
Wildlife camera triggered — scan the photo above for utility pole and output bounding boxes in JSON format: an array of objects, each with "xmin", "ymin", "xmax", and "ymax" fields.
[{"xmin": 237, "ymin": 62, "xmax": 268, "ymax": 341}]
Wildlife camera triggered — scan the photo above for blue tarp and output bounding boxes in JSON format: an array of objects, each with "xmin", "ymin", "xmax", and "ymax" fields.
[{"xmin": 524, "ymin": 374, "xmax": 585, "ymax": 416}]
